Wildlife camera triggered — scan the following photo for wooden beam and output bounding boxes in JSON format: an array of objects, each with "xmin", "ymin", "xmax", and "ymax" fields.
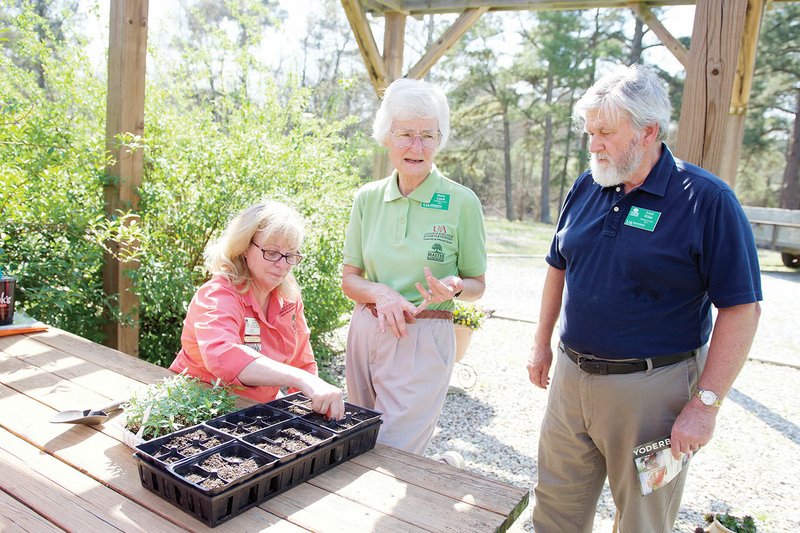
[
  {"xmin": 360, "ymin": 0, "xmax": 698, "ymax": 16},
  {"xmin": 718, "ymin": 0, "xmax": 765, "ymax": 186},
  {"xmin": 384, "ymin": 12, "xmax": 406, "ymax": 82},
  {"xmin": 675, "ymin": 0, "xmax": 748, "ymax": 178},
  {"xmin": 103, "ymin": 0, "xmax": 148, "ymax": 357},
  {"xmin": 342, "ymin": 0, "xmax": 388, "ymax": 97},
  {"xmin": 407, "ymin": 7, "xmax": 488, "ymax": 80},
  {"xmin": 364, "ymin": 0, "xmax": 410, "ymax": 15},
  {"xmin": 630, "ymin": 3, "xmax": 689, "ymax": 68}
]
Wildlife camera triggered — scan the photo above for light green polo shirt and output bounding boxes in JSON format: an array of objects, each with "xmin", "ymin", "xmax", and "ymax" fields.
[{"xmin": 343, "ymin": 165, "xmax": 487, "ymax": 311}]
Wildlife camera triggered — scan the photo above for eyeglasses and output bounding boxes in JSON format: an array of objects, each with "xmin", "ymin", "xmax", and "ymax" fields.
[
  {"xmin": 250, "ymin": 241, "xmax": 304, "ymax": 265},
  {"xmin": 390, "ymin": 129, "xmax": 442, "ymax": 150}
]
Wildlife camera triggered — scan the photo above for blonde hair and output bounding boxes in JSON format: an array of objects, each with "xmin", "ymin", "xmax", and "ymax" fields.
[{"xmin": 205, "ymin": 200, "xmax": 305, "ymax": 300}]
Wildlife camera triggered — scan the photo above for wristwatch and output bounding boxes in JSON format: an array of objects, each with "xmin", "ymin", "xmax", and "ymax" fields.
[{"xmin": 695, "ymin": 389, "xmax": 723, "ymax": 407}]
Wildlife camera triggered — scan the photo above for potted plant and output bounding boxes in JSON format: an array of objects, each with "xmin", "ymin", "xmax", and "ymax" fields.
[
  {"xmin": 452, "ymin": 301, "xmax": 486, "ymax": 362},
  {"xmin": 696, "ymin": 512, "xmax": 758, "ymax": 533},
  {"xmin": 117, "ymin": 373, "xmax": 238, "ymax": 446}
]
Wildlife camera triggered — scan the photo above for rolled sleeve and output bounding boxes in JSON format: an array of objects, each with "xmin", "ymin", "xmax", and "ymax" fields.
[{"xmin": 183, "ymin": 281, "xmax": 260, "ymax": 384}]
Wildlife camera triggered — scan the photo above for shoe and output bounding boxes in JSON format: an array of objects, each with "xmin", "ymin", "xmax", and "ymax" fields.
[{"xmin": 431, "ymin": 450, "xmax": 465, "ymax": 468}]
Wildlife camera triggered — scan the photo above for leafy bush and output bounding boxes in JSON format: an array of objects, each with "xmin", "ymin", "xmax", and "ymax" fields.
[
  {"xmin": 136, "ymin": 83, "xmax": 361, "ymax": 366},
  {"xmin": 452, "ymin": 301, "xmax": 487, "ymax": 331},
  {"xmin": 0, "ymin": 7, "xmax": 115, "ymax": 342},
  {"xmin": 1, "ymin": 5, "xmax": 363, "ymax": 369},
  {"xmin": 123, "ymin": 373, "xmax": 238, "ymax": 441}
]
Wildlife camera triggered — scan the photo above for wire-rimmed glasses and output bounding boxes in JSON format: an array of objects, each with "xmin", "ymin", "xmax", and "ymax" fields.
[
  {"xmin": 390, "ymin": 129, "xmax": 442, "ymax": 150},
  {"xmin": 250, "ymin": 241, "xmax": 304, "ymax": 265}
]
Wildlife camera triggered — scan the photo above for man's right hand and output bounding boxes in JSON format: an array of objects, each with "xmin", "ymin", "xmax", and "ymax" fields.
[{"xmin": 527, "ymin": 342, "xmax": 553, "ymax": 389}]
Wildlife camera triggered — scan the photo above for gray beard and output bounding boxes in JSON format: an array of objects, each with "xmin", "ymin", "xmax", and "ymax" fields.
[{"xmin": 589, "ymin": 140, "xmax": 645, "ymax": 188}]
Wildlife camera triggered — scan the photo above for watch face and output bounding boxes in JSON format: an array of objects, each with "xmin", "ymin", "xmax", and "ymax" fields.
[{"xmin": 700, "ymin": 390, "xmax": 717, "ymax": 405}]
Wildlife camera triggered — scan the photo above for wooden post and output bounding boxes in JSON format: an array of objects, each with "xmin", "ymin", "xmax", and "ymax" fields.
[
  {"xmin": 718, "ymin": 0, "xmax": 766, "ymax": 187},
  {"xmin": 373, "ymin": 12, "xmax": 406, "ymax": 179},
  {"xmin": 675, "ymin": 0, "xmax": 748, "ymax": 177},
  {"xmin": 103, "ymin": 0, "xmax": 148, "ymax": 357}
]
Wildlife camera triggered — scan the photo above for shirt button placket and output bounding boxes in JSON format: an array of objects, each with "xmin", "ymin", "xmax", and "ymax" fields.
[{"xmin": 397, "ymin": 198, "xmax": 408, "ymax": 242}]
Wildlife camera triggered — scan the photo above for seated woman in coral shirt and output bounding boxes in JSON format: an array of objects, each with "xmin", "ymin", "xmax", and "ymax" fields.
[{"xmin": 169, "ymin": 200, "xmax": 344, "ymax": 419}]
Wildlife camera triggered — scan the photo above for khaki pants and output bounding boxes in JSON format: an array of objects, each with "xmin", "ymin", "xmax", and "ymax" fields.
[
  {"xmin": 345, "ymin": 304, "xmax": 455, "ymax": 455},
  {"xmin": 533, "ymin": 344, "xmax": 706, "ymax": 533}
]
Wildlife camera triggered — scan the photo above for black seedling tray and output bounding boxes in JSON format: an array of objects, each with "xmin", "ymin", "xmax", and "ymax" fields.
[
  {"xmin": 205, "ymin": 404, "xmax": 293, "ymax": 437},
  {"xmin": 265, "ymin": 392, "xmax": 313, "ymax": 416},
  {"xmin": 242, "ymin": 418, "xmax": 335, "ymax": 463},
  {"xmin": 170, "ymin": 441, "xmax": 279, "ymax": 495},
  {"xmin": 135, "ymin": 421, "xmax": 381, "ymax": 527},
  {"xmin": 133, "ymin": 398, "xmax": 382, "ymax": 527},
  {"xmin": 301, "ymin": 402, "xmax": 382, "ymax": 437},
  {"xmin": 135, "ymin": 425, "xmax": 234, "ymax": 469}
]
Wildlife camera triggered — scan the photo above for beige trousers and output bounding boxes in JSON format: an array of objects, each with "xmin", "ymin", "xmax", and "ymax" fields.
[
  {"xmin": 345, "ymin": 304, "xmax": 456, "ymax": 454},
  {"xmin": 533, "ymin": 343, "xmax": 706, "ymax": 533}
]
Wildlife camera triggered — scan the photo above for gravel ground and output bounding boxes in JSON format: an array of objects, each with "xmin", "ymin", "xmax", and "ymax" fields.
[{"xmin": 421, "ymin": 256, "xmax": 800, "ymax": 533}]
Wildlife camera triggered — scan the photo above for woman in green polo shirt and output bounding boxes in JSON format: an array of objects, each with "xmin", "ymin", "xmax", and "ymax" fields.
[{"xmin": 341, "ymin": 78, "xmax": 487, "ymax": 458}]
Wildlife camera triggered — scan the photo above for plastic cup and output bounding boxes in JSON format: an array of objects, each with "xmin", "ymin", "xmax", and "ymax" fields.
[{"xmin": 0, "ymin": 276, "xmax": 16, "ymax": 326}]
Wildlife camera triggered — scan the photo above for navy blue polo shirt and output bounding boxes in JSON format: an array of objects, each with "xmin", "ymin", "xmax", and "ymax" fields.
[{"xmin": 547, "ymin": 145, "xmax": 762, "ymax": 359}]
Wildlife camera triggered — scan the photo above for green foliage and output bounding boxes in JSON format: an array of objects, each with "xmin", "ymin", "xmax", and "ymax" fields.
[
  {"xmin": 1, "ymin": 2, "xmax": 364, "ymax": 370},
  {"xmin": 702, "ymin": 512, "xmax": 757, "ymax": 533},
  {"xmin": 452, "ymin": 301, "xmax": 486, "ymax": 331},
  {"xmin": 0, "ymin": 3, "xmax": 113, "ymax": 342},
  {"xmin": 136, "ymin": 81, "xmax": 361, "ymax": 366},
  {"xmin": 123, "ymin": 373, "xmax": 238, "ymax": 441}
]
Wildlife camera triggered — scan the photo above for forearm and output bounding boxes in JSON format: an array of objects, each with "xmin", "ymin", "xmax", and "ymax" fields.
[
  {"xmin": 454, "ymin": 274, "xmax": 486, "ymax": 302},
  {"xmin": 341, "ymin": 266, "xmax": 395, "ymax": 305},
  {"xmin": 698, "ymin": 302, "xmax": 761, "ymax": 398},
  {"xmin": 533, "ymin": 266, "xmax": 565, "ymax": 348},
  {"xmin": 237, "ymin": 357, "xmax": 315, "ymax": 390}
]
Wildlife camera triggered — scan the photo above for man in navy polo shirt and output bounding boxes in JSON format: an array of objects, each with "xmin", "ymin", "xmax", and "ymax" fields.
[{"xmin": 527, "ymin": 65, "xmax": 762, "ymax": 532}]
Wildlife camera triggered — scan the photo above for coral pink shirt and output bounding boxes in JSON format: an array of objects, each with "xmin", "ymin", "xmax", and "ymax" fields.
[{"xmin": 169, "ymin": 274, "xmax": 317, "ymax": 402}]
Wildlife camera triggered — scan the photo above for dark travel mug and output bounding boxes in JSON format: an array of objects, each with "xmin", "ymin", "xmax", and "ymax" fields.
[{"xmin": 0, "ymin": 276, "xmax": 16, "ymax": 326}]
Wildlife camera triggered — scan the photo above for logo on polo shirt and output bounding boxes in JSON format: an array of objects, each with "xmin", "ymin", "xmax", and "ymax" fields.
[{"xmin": 427, "ymin": 243, "xmax": 445, "ymax": 262}]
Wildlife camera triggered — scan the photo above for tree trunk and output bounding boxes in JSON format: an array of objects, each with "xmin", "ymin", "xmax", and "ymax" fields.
[
  {"xmin": 630, "ymin": 16, "xmax": 644, "ymax": 64},
  {"xmin": 503, "ymin": 104, "xmax": 514, "ymax": 221},
  {"xmin": 540, "ymin": 71, "xmax": 555, "ymax": 223},
  {"xmin": 779, "ymin": 90, "xmax": 800, "ymax": 210}
]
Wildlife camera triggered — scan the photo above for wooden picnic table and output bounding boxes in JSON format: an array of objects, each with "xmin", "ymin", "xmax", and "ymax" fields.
[{"xmin": 0, "ymin": 325, "xmax": 529, "ymax": 532}]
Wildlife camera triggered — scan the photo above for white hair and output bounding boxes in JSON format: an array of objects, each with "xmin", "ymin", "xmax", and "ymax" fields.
[
  {"xmin": 372, "ymin": 78, "xmax": 450, "ymax": 151},
  {"xmin": 573, "ymin": 64, "xmax": 671, "ymax": 141}
]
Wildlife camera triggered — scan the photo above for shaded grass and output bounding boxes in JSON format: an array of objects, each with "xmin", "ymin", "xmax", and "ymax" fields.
[{"xmin": 484, "ymin": 216, "xmax": 555, "ymax": 256}]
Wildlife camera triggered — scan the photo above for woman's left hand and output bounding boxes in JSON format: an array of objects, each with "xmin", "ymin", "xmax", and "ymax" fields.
[{"xmin": 415, "ymin": 267, "xmax": 463, "ymax": 306}]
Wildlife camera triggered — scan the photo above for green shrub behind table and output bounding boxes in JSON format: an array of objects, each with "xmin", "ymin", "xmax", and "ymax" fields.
[{"xmin": 0, "ymin": 6, "xmax": 363, "ymax": 368}]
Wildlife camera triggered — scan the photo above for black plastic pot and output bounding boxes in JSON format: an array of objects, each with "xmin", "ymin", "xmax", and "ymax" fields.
[
  {"xmin": 301, "ymin": 402, "xmax": 382, "ymax": 436},
  {"xmin": 171, "ymin": 441, "xmax": 278, "ymax": 495},
  {"xmin": 135, "ymin": 425, "xmax": 234, "ymax": 469},
  {"xmin": 242, "ymin": 418, "xmax": 335, "ymax": 463},
  {"xmin": 206, "ymin": 404, "xmax": 293, "ymax": 437},
  {"xmin": 266, "ymin": 392, "xmax": 313, "ymax": 416}
]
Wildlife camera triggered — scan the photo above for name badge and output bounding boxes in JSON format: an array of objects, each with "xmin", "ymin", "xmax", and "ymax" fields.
[
  {"xmin": 244, "ymin": 317, "xmax": 260, "ymax": 336},
  {"xmin": 421, "ymin": 192, "xmax": 450, "ymax": 210},
  {"xmin": 624, "ymin": 206, "xmax": 661, "ymax": 232}
]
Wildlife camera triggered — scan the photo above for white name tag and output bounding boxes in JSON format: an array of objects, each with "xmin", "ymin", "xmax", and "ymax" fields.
[{"xmin": 244, "ymin": 317, "xmax": 260, "ymax": 336}]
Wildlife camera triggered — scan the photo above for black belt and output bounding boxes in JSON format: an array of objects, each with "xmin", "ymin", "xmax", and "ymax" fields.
[{"xmin": 561, "ymin": 343, "xmax": 696, "ymax": 375}]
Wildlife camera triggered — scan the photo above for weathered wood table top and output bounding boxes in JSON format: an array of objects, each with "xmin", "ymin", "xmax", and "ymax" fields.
[{"xmin": 0, "ymin": 326, "xmax": 529, "ymax": 532}]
